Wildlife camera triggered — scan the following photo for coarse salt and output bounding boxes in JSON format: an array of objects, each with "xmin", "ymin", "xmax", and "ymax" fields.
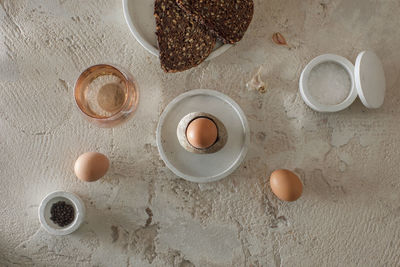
[{"xmin": 308, "ymin": 62, "xmax": 351, "ymax": 106}]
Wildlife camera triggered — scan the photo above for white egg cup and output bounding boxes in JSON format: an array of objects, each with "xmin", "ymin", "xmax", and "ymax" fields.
[{"xmin": 38, "ymin": 191, "xmax": 85, "ymax": 236}]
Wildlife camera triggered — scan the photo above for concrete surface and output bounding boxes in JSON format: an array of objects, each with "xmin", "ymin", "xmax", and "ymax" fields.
[{"xmin": 1, "ymin": 0, "xmax": 400, "ymax": 266}]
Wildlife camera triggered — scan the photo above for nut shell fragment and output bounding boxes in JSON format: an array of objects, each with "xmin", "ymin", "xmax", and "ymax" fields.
[
  {"xmin": 246, "ymin": 66, "xmax": 267, "ymax": 93},
  {"xmin": 272, "ymin": 32, "xmax": 287, "ymax": 46}
]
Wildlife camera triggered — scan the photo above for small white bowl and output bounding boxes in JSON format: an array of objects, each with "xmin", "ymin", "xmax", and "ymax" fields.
[
  {"xmin": 38, "ymin": 191, "xmax": 85, "ymax": 236},
  {"xmin": 299, "ymin": 54, "xmax": 357, "ymax": 112},
  {"xmin": 122, "ymin": 0, "xmax": 232, "ymax": 60}
]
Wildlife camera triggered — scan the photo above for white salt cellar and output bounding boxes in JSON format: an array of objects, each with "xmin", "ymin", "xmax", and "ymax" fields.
[{"xmin": 299, "ymin": 51, "xmax": 386, "ymax": 112}]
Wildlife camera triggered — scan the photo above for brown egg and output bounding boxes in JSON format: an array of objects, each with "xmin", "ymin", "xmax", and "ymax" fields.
[
  {"xmin": 186, "ymin": 117, "xmax": 218, "ymax": 149},
  {"xmin": 74, "ymin": 152, "xmax": 109, "ymax": 182},
  {"xmin": 270, "ymin": 169, "xmax": 303, "ymax": 202}
]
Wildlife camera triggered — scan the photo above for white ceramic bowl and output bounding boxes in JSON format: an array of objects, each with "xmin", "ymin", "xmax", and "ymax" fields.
[
  {"xmin": 299, "ymin": 54, "xmax": 358, "ymax": 112},
  {"xmin": 122, "ymin": 0, "xmax": 232, "ymax": 60},
  {"xmin": 156, "ymin": 89, "xmax": 250, "ymax": 183},
  {"xmin": 38, "ymin": 191, "xmax": 85, "ymax": 235}
]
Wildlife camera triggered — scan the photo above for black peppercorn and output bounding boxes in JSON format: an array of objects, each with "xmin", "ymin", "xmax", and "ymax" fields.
[{"xmin": 50, "ymin": 201, "xmax": 75, "ymax": 227}]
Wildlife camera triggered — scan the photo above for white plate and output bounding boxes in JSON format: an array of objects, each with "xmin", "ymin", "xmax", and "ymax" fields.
[
  {"xmin": 122, "ymin": 0, "xmax": 232, "ymax": 60},
  {"xmin": 156, "ymin": 89, "xmax": 250, "ymax": 183}
]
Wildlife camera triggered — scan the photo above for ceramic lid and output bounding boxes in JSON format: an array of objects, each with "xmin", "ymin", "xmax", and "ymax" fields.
[{"xmin": 355, "ymin": 51, "xmax": 386, "ymax": 109}]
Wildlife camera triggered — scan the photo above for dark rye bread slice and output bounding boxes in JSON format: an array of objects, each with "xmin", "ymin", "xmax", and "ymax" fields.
[
  {"xmin": 154, "ymin": 0, "xmax": 216, "ymax": 73},
  {"xmin": 176, "ymin": 0, "xmax": 254, "ymax": 44}
]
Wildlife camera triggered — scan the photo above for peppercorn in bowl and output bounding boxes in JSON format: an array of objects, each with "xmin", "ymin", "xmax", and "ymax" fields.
[{"xmin": 38, "ymin": 191, "xmax": 85, "ymax": 236}]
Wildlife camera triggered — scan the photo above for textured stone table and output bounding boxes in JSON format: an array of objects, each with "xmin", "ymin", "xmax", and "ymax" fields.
[{"xmin": 1, "ymin": 0, "xmax": 400, "ymax": 266}]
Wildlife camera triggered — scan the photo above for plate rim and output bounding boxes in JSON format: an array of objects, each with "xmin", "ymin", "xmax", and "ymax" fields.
[
  {"xmin": 122, "ymin": 0, "xmax": 233, "ymax": 61},
  {"xmin": 156, "ymin": 89, "xmax": 250, "ymax": 183}
]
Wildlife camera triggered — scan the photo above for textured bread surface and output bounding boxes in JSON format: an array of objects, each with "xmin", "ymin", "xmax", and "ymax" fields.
[
  {"xmin": 154, "ymin": 0, "xmax": 216, "ymax": 73},
  {"xmin": 176, "ymin": 0, "xmax": 254, "ymax": 44}
]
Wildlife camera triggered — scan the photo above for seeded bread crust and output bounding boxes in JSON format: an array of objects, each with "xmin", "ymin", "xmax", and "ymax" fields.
[
  {"xmin": 154, "ymin": 0, "xmax": 216, "ymax": 73},
  {"xmin": 176, "ymin": 0, "xmax": 254, "ymax": 44}
]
